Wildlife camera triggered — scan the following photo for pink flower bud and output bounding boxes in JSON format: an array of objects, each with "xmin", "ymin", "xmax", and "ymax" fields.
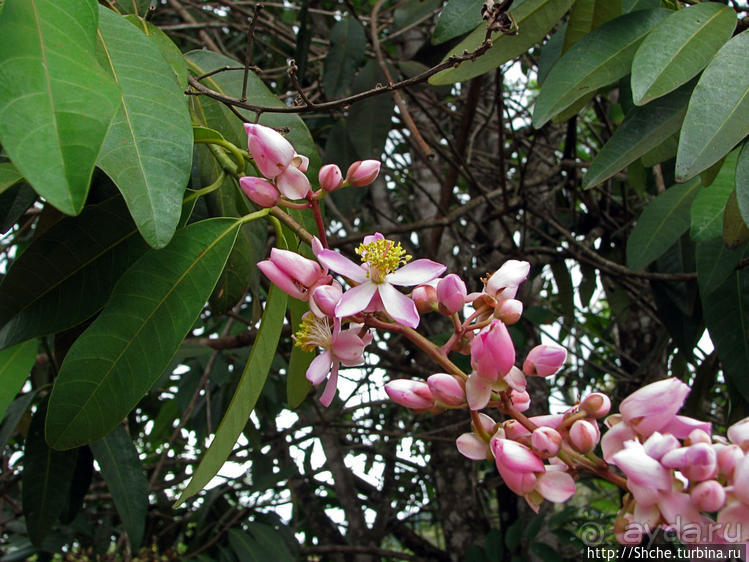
[
  {"xmin": 717, "ymin": 444, "xmax": 743, "ymax": 480},
  {"xmin": 686, "ymin": 429, "xmax": 711, "ymax": 446},
  {"xmin": 239, "ymin": 176, "xmax": 280, "ymax": 208},
  {"xmin": 427, "ymin": 373, "xmax": 465, "ymax": 406},
  {"xmin": 580, "ymin": 393, "xmax": 611, "ymax": 419},
  {"xmin": 244, "ymin": 123, "xmax": 295, "ymax": 179},
  {"xmin": 619, "ymin": 378, "xmax": 690, "ymax": 438},
  {"xmin": 345, "ymin": 160, "xmax": 381, "ymax": 187},
  {"xmin": 485, "ymin": 260, "xmax": 530, "ymax": 299},
  {"xmin": 731, "ymin": 454, "xmax": 749, "ymax": 505},
  {"xmin": 662, "ymin": 443, "xmax": 717, "ymax": 482},
  {"xmin": 495, "ymin": 298, "xmax": 522, "ymax": 324},
  {"xmin": 257, "ymin": 248, "xmax": 327, "ymax": 301},
  {"xmin": 471, "ymin": 320, "xmax": 515, "ymax": 381},
  {"xmin": 436, "ymin": 274, "xmax": 467, "ymax": 315},
  {"xmin": 611, "ymin": 441, "xmax": 672, "ymax": 491},
  {"xmin": 643, "ymin": 431, "xmax": 680, "ymax": 461},
  {"xmin": 523, "ymin": 344, "xmax": 566, "ymax": 377},
  {"xmin": 691, "ymin": 480, "xmax": 726, "ymax": 512},
  {"xmin": 456, "ymin": 433, "xmax": 489, "ymax": 460},
  {"xmin": 728, "ymin": 418, "xmax": 749, "ymax": 449},
  {"xmin": 385, "ymin": 379, "xmax": 435, "ymax": 411},
  {"xmin": 275, "ymin": 165, "xmax": 311, "ymax": 200},
  {"xmin": 490, "ymin": 438, "xmax": 544, "ymax": 495},
  {"xmin": 503, "ymin": 419, "xmax": 531, "ymax": 441},
  {"xmin": 309, "ymin": 283, "xmax": 342, "ymax": 318},
  {"xmin": 531, "ymin": 427, "xmax": 562, "ymax": 458},
  {"xmin": 511, "ymin": 389, "xmax": 531, "ymax": 412},
  {"xmin": 318, "ymin": 164, "xmax": 343, "ymax": 192},
  {"xmin": 411, "ymin": 284, "xmax": 438, "ymax": 314},
  {"xmin": 569, "ymin": 420, "xmax": 599, "ymax": 453}
]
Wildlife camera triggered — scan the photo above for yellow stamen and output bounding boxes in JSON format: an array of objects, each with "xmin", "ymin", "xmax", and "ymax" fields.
[
  {"xmin": 293, "ymin": 314, "xmax": 333, "ymax": 352},
  {"xmin": 355, "ymin": 238, "xmax": 411, "ymax": 283}
]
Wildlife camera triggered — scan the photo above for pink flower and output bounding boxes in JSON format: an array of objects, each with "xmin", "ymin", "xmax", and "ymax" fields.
[
  {"xmin": 495, "ymin": 298, "xmax": 522, "ymax": 324},
  {"xmin": 601, "ymin": 418, "xmax": 636, "ymax": 462},
  {"xmin": 728, "ymin": 418, "xmax": 749, "ymax": 449},
  {"xmin": 691, "ymin": 480, "xmax": 726, "ymax": 512},
  {"xmin": 661, "ymin": 443, "xmax": 717, "ymax": 482},
  {"xmin": 244, "ymin": 123, "xmax": 295, "ymax": 179},
  {"xmin": 619, "ymin": 378, "xmax": 690, "ymax": 437},
  {"xmin": 531, "ymin": 427, "xmax": 562, "ymax": 459},
  {"xmin": 239, "ymin": 176, "xmax": 279, "ymax": 208},
  {"xmin": 275, "ymin": 164, "xmax": 311, "ymax": 199},
  {"xmin": 385, "ymin": 379, "xmax": 435, "ymax": 411},
  {"xmin": 317, "ymin": 233, "xmax": 445, "ymax": 328},
  {"xmin": 257, "ymin": 248, "xmax": 329, "ymax": 301},
  {"xmin": 427, "ymin": 373, "xmax": 465, "ymax": 406},
  {"xmin": 511, "ymin": 389, "xmax": 531, "ymax": 412},
  {"xmin": 309, "ymin": 283, "xmax": 342, "ymax": 318},
  {"xmin": 485, "ymin": 260, "xmax": 530, "ymax": 299},
  {"xmin": 611, "ymin": 440, "xmax": 672, "ymax": 491},
  {"xmin": 523, "ymin": 344, "xmax": 566, "ymax": 377},
  {"xmin": 569, "ymin": 420, "xmax": 600, "ymax": 454},
  {"xmin": 319, "ymin": 164, "xmax": 344, "ymax": 192},
  {"xmin": 491, "ymin": 438, "xmax": 544, "ymax": 495},
  {"xmin": 436, "ymin": 274, "xmax": 467, "ymax": 315},
  {"xmin": 456, "ymin": 433, "xmax": 490, "ymax": 460},
  {"xmin": 295, "ymin": 312, "xmax": 372, "ymax": 406},
  {"xmin": 345, "ymin": 160, "xmax": 381, "ymax": 187},
  {"xmin": 471, "ymin": 320, "xmax": 515, "ymax": 381},
  {"xmin": 580, "ymin": 393, "xmax": 611, "ymax": 419},
  {"xmin": 466, "ymin": 372, "xmax": 493, "ymax": 410}
]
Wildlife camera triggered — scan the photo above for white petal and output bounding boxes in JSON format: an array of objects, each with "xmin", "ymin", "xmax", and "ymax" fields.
[
  {"xmin": 335, "ymin": 282, "xmax": 377, "ymax": 318},
  {"xmin": 378, "ymin": 283, "xmax": 420, "ymax": 328},
  {"xmin": 317, "ymin": 250, "xmax": 368, "ymax": 283},
  {"xmin": 386, "ymin": 259, "xmax": 446, "ymax": 286}
]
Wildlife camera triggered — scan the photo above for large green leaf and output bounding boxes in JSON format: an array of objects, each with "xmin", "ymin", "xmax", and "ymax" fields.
[
  {"xmin": 631, "ymin": 3, "xmax": 736, "ymax": 106},
  {"xmin": 532, "ymin": 9, "xmax": 670, "ymax": 128},
  {"xmin": 675, "ymin": 31, "xmax": 749, "ymax": 181},
  {"xmin": 702, "ymin": 268, "xmax": 749, "ymax": 401},
  {"xmin": 723, "ymin": 190, "xmax": 749, "ymax": 249},
  {"xmin": 736, "ymin": 141, "xmax": 749, "ymax": 226},
  {"xmin": 583, "ymin": 81, "xmax": 692, "ymax": 188},
  {"xmin": 0, "ymin": 197, "xmax": 147, "ymax": 350},
  {"xmin": 0, "ymin": 162, "xmax": 23, "ymax": 196},
  {"xmin": 96, "ymin": 7, "xmax": 193, "ymax": 249},
  {"xmin": 0, "ymin": 183, "xmax": 36, "ymax": 234},
  {"xmin": 626, "ymin": 178, "xmax": 702, "ymax": 271},
  {"xmin": 0, "ymin": 340, "xmax": 37, "ymax": 420},
  {"xmin": 124, "ymin": 15, "xmax": 189, "ymax": 89},
  {"xmin": 562, "ymin": 0, "xmax": 620, "ymax": 53},
  {"xmin": 429, "ymin": 0, "xmax": 576, "ymax": 86},
  {"xmin": 696, "ymin": 238, "xmax": 747, "ymax": 297},
  {"xmin": 348, "ymin": 61, "xmax": 396, "ymax": 161},
  {"xmin": 0, "ymin": 0, "xmax": 119, "ymax": 215},
  {"xmin": 690, "ymin": 149, "xmax": 739, "ymax": 241},
  {"xmin": 46, "ymin": 218, "xmax": 240, "ymax": 449},
  {"xmin": 323, "ymin": 16, "xmax": 366, "ymax": 98},
  {"xmin": 22, "ymin": 402, "xmax": 78, "ymax": 546},
  {"xmin": 90, "ymin": 426, "xmax": 149, "ymax": 549},
  {"xmin": 432, "ymin": 0, "xmax": 483, "ymax": 45},
  {"xmin": 174, "ymin": 284, "xmax": 287, "ymax": 506}
]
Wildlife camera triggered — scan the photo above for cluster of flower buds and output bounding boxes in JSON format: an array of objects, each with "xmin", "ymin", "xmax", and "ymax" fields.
[{"xmin": 239, "ymin": 123, "xmax": 381, "ymax": 206}]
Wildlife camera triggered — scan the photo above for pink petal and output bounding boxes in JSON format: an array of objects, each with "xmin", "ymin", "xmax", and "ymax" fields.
[
  {"xmin": 386, "ymin": 259, "xmax": 446, "ymax": 286},
  {"xmin": 332, "ymin": 329, "xmax": 367, "ymax": 364},
  {"xmin": 306, "ymin": 351, "xmax": 332, "ymax": 385},
  {"xmin": 275, "ymin": 165, "xmax": 311, "ymax": 200},
  {"xmin": 378, "ymin": 283, "xmax": 420, "ymax": 328},
  {"xmin": 456, "ymin": 433, "xmax": 489, "ymax": 460},
  {"xmin": 257, "ymin": 261, "xmax": 306, "ymax": 300},
  {"xmin": 317, "ymin": 250, "xmax": 368, "ymax": 283},
  {"xmin": 536, "ymin": 470, "xmax": 576, "ymax": 503},
  {"xmin": 466, "ymin": 374, "xmax": 492, "ymax": 411},
  {"xmin": 319, "ymin": 362, "xmax": 339, "ymax": 407},
  {"xmin": 335, "ymin": 282, "xmax": 377, "ymax": 318}
]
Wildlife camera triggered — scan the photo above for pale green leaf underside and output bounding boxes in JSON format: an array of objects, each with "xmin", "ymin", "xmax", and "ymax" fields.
[{"xmin": 690, "ymin": 149, "xmax": 739, "ymax": 242}]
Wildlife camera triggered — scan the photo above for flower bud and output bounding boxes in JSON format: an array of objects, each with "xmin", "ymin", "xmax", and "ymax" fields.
[
  {"xmin": 643, "ymin": 431, "xmax": 680, "ymax": 461},
  {"xmin": 686, "ymin": 429, "xmax": 712, "ymax": 446},
  {"xmin": 503, "ymin": 419, "xmax": 531, "ymax": 441},
  {"xmin": 495, "ymin": 298, "xmax": 523, "ymax": 324},
  {"xmin": 436, "ymin": 274, "xmax": 467, "ymax": 315},
  {"xmin": 490, "ymin": 438, "xmax": 543, "ymax": 495},
  {"xmin": 244, "ymin": 123, "xmax": 295, "ymax": 178},
  {"xmin": 318, "ymin": 164, "xmax": 343, "ymax": 192},
  {"xmin": 411, "ymin": 284, "xmax": 438, "ymax": 314},
  {"xmin": 511, "ymin": 389, "xmax": 531, "ymax": 412},
  {"xmin": 619, "ymin": 378, "xmax": 690, "ymax": 438},
  {"xmin": 691, "ymin": 480, "xmax": 726, "ymax": 512},
  {"xmin": 523, "ymin": 344, "xmax": 567, "ymax": 377},
  {"xmin": 257, "ymin": 248, "xmax": 327, "ymax": 301},
  {"xmin": 345, "ymin": 160, "xmax": 381, "ymax": 187},
  {"xmin": 531, "ymin": 427, "xmax": 562, "ymax": 458},
  {"xmin": 385, "ymin": 379, "xmax": 435, "ymax": 411},
  {"xmin": 569, "ymin": 419, "xmax": 599, "ymax": 453},
  {"xmin": 471, "ymin": 319, "xmax": 515, "ymax": 381},
  {"xmin": 580, "ymin": 393, "xmax": 611, "ymax": 419},
  {"xmin": 309, "ymin": 283, "xmax": 342, "ymax": 318},
  {"xmin": 239, "ymin": 176, "xmax": 280, "ymax": 208},
  {"xmin": 427, "ymin": 373, "xmax": 465, "ymax": 406},
  {"xmin": 717, "ymin": 444, "xmax": 743, "ymax": 480},
  {"xmin": 728, "ymin": 417, "xmax": 749, "ymax": 450}
]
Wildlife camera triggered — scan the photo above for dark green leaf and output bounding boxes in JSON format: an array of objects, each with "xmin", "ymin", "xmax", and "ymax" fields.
[
  {"xmin": 60, "ymin": 445, "xmax": 93, "ymax": 524},
  {"xmin": 348, "ymin": 61, "xmax": 396, "ymax": 160},
  {"xmin": 562, "ymin": 0, "xmax": 620, "ymax": 53},
  {"xmin": 631, "ymin": 3, "xmax": 736, "ymax": 105},
  {"xmin": 537, "ymin": 23, "xmax": 566, "ymax": 86},
  {"xmin": 723, "ymin": 190, "xmax": 749, "ymax": 249},
  {"xmin": 583, "ymin": 80, "xmax": 692, "ymax": 188},
  {"xmin": 0, "ymin": 340, "xmax": 37, "ymax": 420},
  {"xmin": 175, "ymin": 284, "xmax": 287, "ymax": 506},
  {"xmin": 675, "ymin": 31, "xmax": 749, "ymax": 181},
  {"xmin": 0, "ymin": 183, "xmax": 36, "ymax": 234},
  {"xmin": 0, "ymin": 0, "xmax": 119, "ymax": 215},
  {"xmin": 96, "ymin": 7, "xmax": 193, "ymax": 249},
  {"xmin": 432, "ymin": 0, "xmax": 483, "ymax": 45},
  {"xmin": 430, "ymin": 0, "xmax": 576, "ymax": 86},
  {"xmin": 696, "ymin": 238, "xmax": 747, "ymax": 296},
  {"xmin": 640, "ymin": 134, "xmax": 678, "ymax": 168},
  {"xmin": 622, "ymin": 0, "xmax": 659, "ymax": 12},
  {"xmin": 626, "ymin": 178, "xmax": 702, "ymax": 270},
  {"xmin": 324, "ymin": 17, "xmax": 366, "ymax": 98},
  {"xmin": 532, "ymin": 9, "xmax": 670, "ymax": 128},
  {"xmin": 736, "ymin": 142, "xmax": 749, "ymax": 226},
  {"xmin": 0, "ymin": 390, "xmax": 38, "ymax": 449},
  {"xmin": 0, "ymin": 161, "xmax": 23, "ymax": 195},
  {"xmin": 690, "ymin": 149, "xmax": 738, "ymax": 241},
  {"xmin": 245, "ymin": 522, "xmax": 295, "ymax": 562},
  {"xmin": 46, "ymin": 218, "xmax": 240, "ymax": 449},
  {"xmin": 90, "ymin": 426, "xmax": 149, "ymax": 549},
  {"xmin": 0, "ymin": 197, "xmax": 147, "ymax": 350}
]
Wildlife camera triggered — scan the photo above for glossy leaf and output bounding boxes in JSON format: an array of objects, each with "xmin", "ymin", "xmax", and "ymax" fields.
[
  {"xmin": 690, "ymin": 149, "xmax": 738, "ymax": 241},
  {"xmin": 46, "ymin": 218, "xmax": 240, "ymax": 449},
  {"xmin": 532, "ymin": 9, "xmax": 670, "ymax": 128},
  {"xmin": 562, "ymin": 0, "xmax": 620, "ymax": 53},
  {"xmin": 583, "ymin": 81, "xmax": 692, "ymax": 188},
  {"xmin": 623, "ymin": 0, "xmax": 659, "ymax": 12},
  {"xmin": 96, "ymin": 7, "xmax": 193, "ymax": 249},
  {"xmin": 640, "ymin": 134, "xmax": 678, "ymax": 168},
  {"xmin": 736, "ymin": 142, "xmax": 749, "ymax": 226},
  {"xmin": 430, "ymin": 0, "xmax": 575, "ymax": 86},
  {"xmin": 0, "ymin": 0, "xmax": 120, "ymax": 215},
  {"xmin": 675, "ymin": 31, "xmax": 749, "ymax": 181},
  {"xmin": 22, "ymin": 402, "xmax": 78, "ymax": 546},
  {"xmin": 0, "ymin": 390, "xmax": 38, "ymax": 450},
  {"xmin": 90, "ymin": 426, "xmax": 149, "ymax": 549},
  {"xmin": 0, "ymin": 340, "xmax": 37, "ymax": 420},
  {"xmin": 723, "ymin": 190, "xmax": 749, "ymax": 249},
  {"xmin": 323, "ymin": 16, "xmax": 366, "ymax": 98},
  {"xmin": 124, "ymin": 15, "xmax": 189, "ymax": 88},
  {"xmin": 432, "ymin": 0, "xmax": 483, "ymax": 45},
  {"xmin": 626, "ymin": 178, "xmax": 702, "ymax": 271},
  {"xmin": 631, "ymin": 3, "xmax": 736, "ymax": 106},
  {"xmin": 0, "ymin": 162, "xmax": 23, "ymax": 196},
  {"xmin": 0, "ymin": 197, "xmax": 147, "ymax": 350},
  {"xmin": 0, "ymin": 183, "xmax": 36, "ymax": 234},
  {"xmin": 696, "ymin": 238, "xmax": 747, "ymax": 296},
  {"xmin": 174, "ymin": 284, "xmax": 287, "ymax": 506},
  {"xmin": 537, "ymin": 23, "xmax": 566, "ymax": 86}
]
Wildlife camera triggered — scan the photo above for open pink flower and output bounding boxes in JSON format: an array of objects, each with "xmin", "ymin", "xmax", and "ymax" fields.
[
  {"xmin": 619, "ymin": 378, "xmax": 690, "ymax": 437},
  {"xmin": 317, "ymin": 233, "xmax": 445, "ymax": 328},
  {"xmin": 258, "ymin": 248, "xmax": 330, "ymax": 301}
]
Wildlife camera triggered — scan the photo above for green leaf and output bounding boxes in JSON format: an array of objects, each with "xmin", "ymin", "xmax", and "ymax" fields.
[
  {"xmin": 348, "ymin": 61, "xmax": 396, "ymax": 160},
  {"xmin": 0, "ymin": 162, "xmax": 23, "ymax": 196},
  {"xmin": 0, "ymin": 340, "xmax": 37, "ymax": 420},
  {"xmin": 696, "ymin": 238, "xmax": 747, "ymax": 296},
  {"xmin": 723, "ymin": 190, "xmax": 749, "ymax": 249},
  {"xmin": 532, "ymin": 9, "xmax": 670, "ymax": 128},
  {"xmin": 45, "ymin": 218, "xmax": 240, "ymax": 449},
  {"xmin": 0, "ymin": 197, "xmax": 148, "ymax": 350},
  {"xmin": 244, "ymin": 522, "xmax": 295, "ymax": 562},
  {"xmin": 287, "ymin": 299, "xmax": 314, "ymax": 408},
  {"xmin": 0, "ymin": 0, "xmax": 120, "ymax": 215},
  {"xmin": 675, "ymin": 31, "xmax": 749, "ymax": 181},
  {"xmin": 0, "ymin": 389, "xmax": 38, "ymax": 449},
  {"xmin": 432, "ymin": 0, "xmax": 483, "ymax": 45},
  {"xmin": 631, "ymin": 3, "xmax": 736, "ymax": 106},
  {"xmin": 90, "ymin": 426, "xmax": 149, "ymax": 550},
  {"xmin": 626, "ymin": 178, "xmax": 702, "ymax": 270},
  {"xmin": 736, "ymin": 142, "xmax": 749, "ymax": 226},
  {"xmin": 537, "ymin": 23, "xmax": 566, "ymax": 86},
  {"xmin": 0, "ymin": 183, "xmax": 36, "ymax": 234},
  {"xmin": 583, "ymin": 81, "xmax": 692, "ymax": 188},
  {"xmin": 640, "ymin": 134, "xmax": 678, "ymax": 168},
  {"xmin": 323, "ymin": 16, "xmax": 366, "ymax": 98},
  {"xmin": 174, "ymin": 284, "xmax": 287, "ymax": 506},
  {"xmin": 96, "ymin": 7, "xmax": 193, "ymax": 249},
  {"xmin": 702, "ymin": 268, "xmax": 749, "ymax": 401},
  {"xmin": 124, "ymin": 15, "xmax": 189, "ymax": 89},
  {"xmin": 622, "ymin": 0, "xmax": 659, "ymax": 12},
  {"xmin": 690, "ymin": 149, "xmax": 739, "ymax": 241},
  {"xmin": 562, "ymin": 0, "xmax": 620, "ymax": 53},
  {"xmin": 430, "ymin": 0, "xmax": 576, "ymax": 86},
  {"xmin": 22, "ymin": 401, "xmax": 78, "ymax": 546}
]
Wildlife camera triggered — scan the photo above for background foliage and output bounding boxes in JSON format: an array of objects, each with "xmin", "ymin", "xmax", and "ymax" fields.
[{"xmin": 0, "ymin": 0, "xmax": 748, "ymax": 560}]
